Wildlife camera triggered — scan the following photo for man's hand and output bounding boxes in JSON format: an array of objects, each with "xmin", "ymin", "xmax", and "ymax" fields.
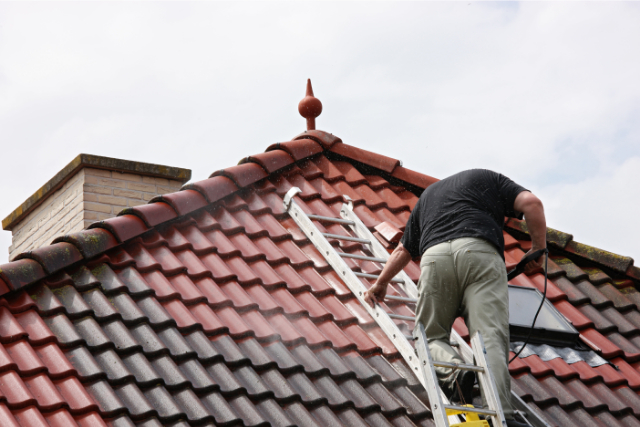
[
  {"xmin": 364, "ymin": 281, "xmax": 388, "ymax": 308},
  {"xmin": 362, "ymin": 243, "xmax": 413, "ymax": 308},
  {"xmin": 522, "ymin": 247, "xmax": 546, "ymax": 275}
]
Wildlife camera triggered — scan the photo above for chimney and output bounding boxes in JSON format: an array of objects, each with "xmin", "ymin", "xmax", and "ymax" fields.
[{"xmin": 2, "ymin": 154, "xmax": 191, "ymax": 260}]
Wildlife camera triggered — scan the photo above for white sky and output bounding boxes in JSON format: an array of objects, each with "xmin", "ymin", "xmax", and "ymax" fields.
[{"xmin": 1, "ymin": 2, "xmax": 639, "ymax": 266}]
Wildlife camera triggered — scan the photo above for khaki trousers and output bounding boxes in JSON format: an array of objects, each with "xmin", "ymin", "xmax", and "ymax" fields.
[{"xmin": 414, "ymin": 237, "xmax": 513, "ymax": 418}]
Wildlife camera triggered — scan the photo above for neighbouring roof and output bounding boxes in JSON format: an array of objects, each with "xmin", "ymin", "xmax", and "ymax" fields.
[
  {"xmin": 1, "ymin": 117, "xmax": 640, "ymax": 425},
  {"xmin": 2, "ymin": 154, "xmax": 192, "ymax": 231}
]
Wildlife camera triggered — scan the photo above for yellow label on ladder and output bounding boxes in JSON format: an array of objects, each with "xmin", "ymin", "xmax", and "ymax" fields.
[{"xmin": 447, "ymin": 406, "xmax": 490, "ymax": 427}]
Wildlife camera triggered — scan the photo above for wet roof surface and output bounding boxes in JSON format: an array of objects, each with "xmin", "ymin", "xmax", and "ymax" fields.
[{"xmin": 0, "ymin": 130, "xmax": 640, "ymax": 426}]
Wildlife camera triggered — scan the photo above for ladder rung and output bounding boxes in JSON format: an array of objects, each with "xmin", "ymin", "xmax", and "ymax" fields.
[
  {"xmin": 338, "ymin": 252, "xmax": 387, "ymax": 263},
  {"xmin": 444, "ymin": 405, "xmax": 496, "ymax": 417},
  {"xmin": 388, "ymin": 313, "xmax": 415, "ymax": 321},
  {"xmin": 432, "ymin": 361, "xmax": 485, "ymax": 373},
  {"xmin": 307, "ymin": 214, "xmax": 355, "ymax": 225},
  {"xmin": 385, "ymin": 295, "xmax": 417, "ymax": 303},
  {"xmin": 403, "ymin": 336, "xmax": 459, "ymax": 347},
  {"xmin": 353, "ymin": 272, "xmax": 405, "ymax": 284},
  {"xmin": 322, "ymin": 233, "xmax": 370, "ymax": 244}
]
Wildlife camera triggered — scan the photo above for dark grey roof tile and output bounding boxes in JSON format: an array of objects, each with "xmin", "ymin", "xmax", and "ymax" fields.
[
  {"xmin": 283, "ymin": 401, "xmax": 322, "ymax": 427},
  {"xmin": 310, "ymin": 405, "xmax": 346, "ymax": 426},
  {"xmin": 143, "ymin": 384, "xmax": 183, "ymax": 421},
  {"xmin": 316, "ymin": 347, "xmax": 357, "ymax": 380},
  {"xmin": 163, "ymin": 420, "xmax": 191, "ymax": 427},
  {"xmin": 344, "ymin": 354, "xmax": 382, "ymax": 384},
  {"xmin": 227, "ymin": 394, "xmax": 270, "ymax": 427},
  {"xmin": 233, "ymin": 365, "xmax": 272, "ymax": 399},
  {"xmin": 108, "ymin": 292, "xmax": 146, "ymax": 325},
  {"xmin": 54, "ymin": 285, "xmax": 92, "ymax": 318},
  {"xmin": 336, "ymin": 408, "xmax": 369, "ymax": 427},
  {"xmin": 253, "ymin": 398, "xmax": 295, "ymax": 427},
  {"xmin": 70, "ymin": 266, "xmax": 101, "ymax": 292},
  {"xmin": 86, "ymin": 379, "xmax": 127, "ymax": 417},
  {"xmin": 65, "ymin": 345, "xmax": 105, "ymax": 381},
  {"xmin": 313, "ymin": 376, "xmax": 351, "ymax": 408},
  {"xmin": 117, "ymin": 266, "xmax": 153, "ymax": 296},
  {"xmin": 237, "ymin": 338, "xmax": 277, "ymax": 370},
  {"xmin": 389, "ymin": 414, "xmax": 421, "ymax": 427},
  {"xmin": 177, "ymin": 358, "xmax": 217, "ymax": 392},
  {"xmin": 259, "ymin": 368, "xmax": 297, "ymax": 402},
  {"xmin": 363, "ymin": 412, "xmax": 395, "ymax": 427},
  {"xmin": 171, "ymin": 388, "xmax": 214, "ymax": 423},
  {"xmin": 290, "ymin": 344, "xmax": 329, "ymax": 376},
  {"xmin": 184, "ymin": 330, "xmax": 222, "ymax": 363},
  {"xmin": 103, "ymin": 320, "xmax": 141, "ymax": 354},
  {"xmin": 74, "ymin": 316, "xmax": 112, "ymax": 349},
  {"xmin": 210, "ymin": 335, "xmax": 249, "ymax": 366},
  {"xmin": 43, "ymin": 313, "xmax": 83, "ymax": 347},
  {"xmin": 114, "ymin": 381, "xmax": 156, "ymax": 419},
  {"xmin": 200, "ymin": 391, "xmax": 243, "ymax": 426},
  {"xmin": 137, "ymin": 296, "xmax": 175, "ymax": 328},
  {"xmin": 30, "ymin": 284, "xmax": 65, "ymax": 315},
  {"xmin": 367, "ymin": 355, "xmax": 407, "ymax": 388},
  {"xmin": 93, "ymin": 264, "xmax": 129, "ymax": 295},
  {"xmin": 206, "ymin": 360, "xmax": 244, "ymax": 395},
  {"xmin": 156, "ymin": 327, "xmax": 195, "ymax": 360},
  {"xmin": 122, "ymin": 352, "xmax": 162, "ymax": 387},
  {"xmin": 263, "ymin": 341, "xmax": 303, "ymax": 373},
  {"xmin": 94, "ymin": 348, "xmax": 135, "ymax": 384},
  {"xmin": 150, "ymin": 355, "xmax": 189, "ymax": 389},
  {"xmin": 130, "ymin": 323, "xmax": 168, "ymax": 357},
  {"xmin": 83, "ymin": 288, "xmax": 119, "ymax": 321},
  {"xmin": 134, "ymin": 417, "xmax": 164, "ymax": 427},
  {"xmin": 340, "ymin": 377, "xmax": 381, "ymax": 411},
  {"xmin": 365, "ymin": 383, "xmax": 405, "ymax": 416},
  {"xmin": 389, "ymin": 359, "xmax": 420, "ymax": 389},
  {"xmin": 105, "ymin": 414, "xmax": 136, "ymax": 427},
  {"xmin": 286, "ymin": 372, "xmax": 325, "ymax": 405},
  {"xmin": 389, "ymin": 385, "xmax": 429, "ymax": 417}
]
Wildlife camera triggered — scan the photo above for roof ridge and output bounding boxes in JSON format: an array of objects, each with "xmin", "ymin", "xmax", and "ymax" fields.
[{"xmin": 505, "ymin": 219, "xmax": 639, "ymax": 281}]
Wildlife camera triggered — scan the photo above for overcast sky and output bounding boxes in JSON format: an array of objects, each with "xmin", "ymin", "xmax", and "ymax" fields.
[{"xmin": 1, "ymin": 2, "xmax": 639, "ymax": 266}]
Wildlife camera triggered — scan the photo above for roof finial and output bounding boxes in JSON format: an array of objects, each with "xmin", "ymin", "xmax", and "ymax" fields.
[{"xmin": 298, "ymin": 79, "xmax": 322, "ymax": 131}]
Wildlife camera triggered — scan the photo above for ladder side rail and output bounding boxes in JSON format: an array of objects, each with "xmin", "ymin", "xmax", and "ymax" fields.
[
  {"xmin": 282, "ymin": 189, "xmax": 430, "ymax": 382},
  {"xmin": 339, "ymin": 201, "xmax": 419, "ymax": 299},
  {"xmin": 451, "ymin": 323, "xmax": 549, "ymax": 426},
  {"xmin": 414, "ymin": 323, "xmax": 451, "ymax": 427},
  {"xmin": 471, "ymin": 332, "xmax": 507, "ymax": 427}
]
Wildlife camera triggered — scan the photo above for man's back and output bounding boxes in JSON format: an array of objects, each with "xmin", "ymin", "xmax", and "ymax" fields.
[{"xmin": 401, "ymin": 169, "xmax": 527, "ymax": 258}]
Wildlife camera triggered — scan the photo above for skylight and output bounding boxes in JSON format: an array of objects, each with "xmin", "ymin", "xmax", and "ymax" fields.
[{"xmin": 508, "ymin": 285, "xmax": 579, "ymax": 347}]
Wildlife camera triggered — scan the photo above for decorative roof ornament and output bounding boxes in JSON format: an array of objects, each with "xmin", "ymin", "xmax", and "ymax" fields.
[{"xmin": 298, "ymin": 79, "xmax": 322, "ymax": 131}]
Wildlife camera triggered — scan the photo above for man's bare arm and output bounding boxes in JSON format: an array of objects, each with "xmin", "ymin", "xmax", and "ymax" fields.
[
  {"xmin": 363, "ymin": 243, "xmax": 413, "ymax": 307},
  {"xmin": 513, "ymin": 191, "xmax": 547, "ymax": 272}
]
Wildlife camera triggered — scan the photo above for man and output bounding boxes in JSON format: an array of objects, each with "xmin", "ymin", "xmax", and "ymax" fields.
[{"xmin": 364, "ymin": 169, "xmax": 546, "ymax": 427}]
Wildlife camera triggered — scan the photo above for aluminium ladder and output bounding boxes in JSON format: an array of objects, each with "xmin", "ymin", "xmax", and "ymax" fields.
[{"xmin": 283, "ymin": 187, "xmax": 549, "ymax": 427}]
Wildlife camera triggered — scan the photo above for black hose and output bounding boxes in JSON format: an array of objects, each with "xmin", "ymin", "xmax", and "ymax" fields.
[{"xmin": 509, "ymin": 249, "xmax": 549, "ymax": 364}]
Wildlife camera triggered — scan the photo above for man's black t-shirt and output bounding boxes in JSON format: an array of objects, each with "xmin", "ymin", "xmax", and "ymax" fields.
[{"xmin": 401, "ymin": 169, "xmax": 527, "ymax": 259}]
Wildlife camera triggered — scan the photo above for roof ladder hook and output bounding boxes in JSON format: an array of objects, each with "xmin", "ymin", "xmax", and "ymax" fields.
[{"xmin": 283, "ymin": 187, "xmax": 302, "ymax": 211}]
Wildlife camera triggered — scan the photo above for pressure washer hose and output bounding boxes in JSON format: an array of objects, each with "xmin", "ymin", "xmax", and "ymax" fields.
[{"xmin": 508, "ymin": 248, "xmax": 549, "ymax": 363}]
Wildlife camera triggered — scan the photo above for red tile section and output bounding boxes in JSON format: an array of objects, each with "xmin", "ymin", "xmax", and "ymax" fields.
[
  {"xmin": 89, "ymin": 215, "xmax": 148, "ymax": 244},
  {"xmin": 210, "ymin": 163, "xmax": 268, "ymax": 188},
  {"xmin": 243, "ymin": 150, "xmax": 295, "ymax": 174},
  {"xmin": 184, "ymin": 175, "xmax": 238, "ymax": 204},
  {"xmin": 121, "ymin": 202, "xmax": 177, "ymax": 227},
  {"xmin": 149, "ymin": 189, "xmax": 208, "ymax": 216},
  {"xmin": 329, "ymin": 143, "xmax": 400, "ymax": 173}
]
